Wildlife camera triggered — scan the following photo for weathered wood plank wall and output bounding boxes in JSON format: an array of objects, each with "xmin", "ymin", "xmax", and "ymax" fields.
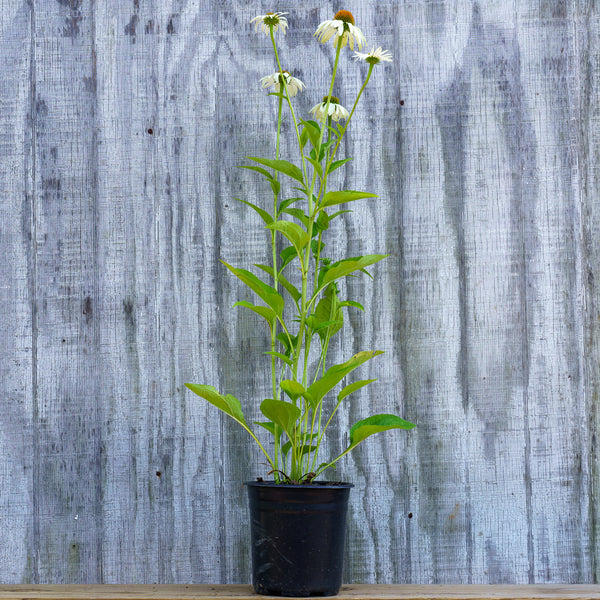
[{"xmin": 0, "ymin": 0, "xmax": 598, "ymax": 585}]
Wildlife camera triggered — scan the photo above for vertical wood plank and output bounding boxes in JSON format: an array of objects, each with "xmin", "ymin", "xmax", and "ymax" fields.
[
  {"xmin": 579, "ymin": 0, "xmax": 600, "ymax": 584},
  {"xmin": 0, "ymin": 1, "xmax": 34, "ymax": 583},
  {"xmin": 29, "ymin": 0, "xmax": 102, "ymax": 582}
]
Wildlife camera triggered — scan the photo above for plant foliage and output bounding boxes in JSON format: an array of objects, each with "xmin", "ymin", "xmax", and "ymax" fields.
[{"xmin": 186, "ymin": 11, "xmax": 414, "ymax": 483}]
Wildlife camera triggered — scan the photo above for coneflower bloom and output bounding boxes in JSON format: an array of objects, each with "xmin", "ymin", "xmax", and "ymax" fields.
[
  {"xmin": 314, "ymin": 10, "xmax": 366, "ymax": 50},
  {"xmin": 260, "ymin": 71, "xmax": 305, "ymax": 97},
  {"xmin": 309, "ymin": 96, "xmax": 350, "ymax": 122},
  {"xmin": 353, "ymin": 46, "xmax": 393, "ymax": 65},
  {"xmin": 250, "ymin": 12, "xmax": 289, "ymax": 35}
]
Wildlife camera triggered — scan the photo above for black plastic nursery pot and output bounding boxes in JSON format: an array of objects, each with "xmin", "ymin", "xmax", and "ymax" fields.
[{"xmin": 246, "ymin": 480, "xmax": 353, "ymax": 597}]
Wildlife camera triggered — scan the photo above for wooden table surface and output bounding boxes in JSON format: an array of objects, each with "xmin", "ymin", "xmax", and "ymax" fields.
[{"xmin": 0, "ymin": 585, "xmax": 599, "ymax": 600}]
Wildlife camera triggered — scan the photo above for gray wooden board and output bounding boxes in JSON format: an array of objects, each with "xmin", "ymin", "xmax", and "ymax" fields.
[{"xmin": 0, "ymin": 0, "xmax": 598, "ymax": 585}]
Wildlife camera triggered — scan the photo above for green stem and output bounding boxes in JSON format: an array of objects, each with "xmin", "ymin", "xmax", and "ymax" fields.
[
  {"xmin": 326, "ymin": 64, "xmax": 375, "ymax": 176},
  {"xmin": 269, "ymin": 28, "xmax": 309, "ymax": 188},
  {"xmin": 292, "ymin": 39, "xmax": 343, "ymax": 385},
  {"xmin": 271, "ymin": 93, "xmax": 284, "ymax": 479}
]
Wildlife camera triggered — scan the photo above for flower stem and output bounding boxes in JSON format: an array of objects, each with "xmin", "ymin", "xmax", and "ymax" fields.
[
  {"xmin": 271, "ymin": 92, "xmax": 284, "ymax": 478},
  {"xmin": 269, "ymin": 28, "xmax": 309, "ymax": 188},
  {"xmin": 292, "ymin": 38, "xmax": 343, "ymax": 385},
  {"xmin": 328, "ymin": 63, "xmax": 374, "ymax": 171}
]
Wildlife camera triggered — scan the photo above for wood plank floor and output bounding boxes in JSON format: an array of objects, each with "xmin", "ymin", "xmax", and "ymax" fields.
[{"xmin": 0, "ymin": 585, "xmax": 599, "ymax": 600}]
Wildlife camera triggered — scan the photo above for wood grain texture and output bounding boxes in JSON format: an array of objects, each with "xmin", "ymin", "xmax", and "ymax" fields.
[
  {"xmin": 1, "ymin": 586, "xmax": 600, "ymax": 600},
  {"xmin": 0, "ymin": 0, "xmax": 598, "ymax": 585}
]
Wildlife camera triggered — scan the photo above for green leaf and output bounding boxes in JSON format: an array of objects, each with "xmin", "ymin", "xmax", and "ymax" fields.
[
  {"xmin": 265, "ymin": 351, "xmax": 293, "ymax": 367},
  {"xmin": 276, "ymin": 331, "xmax": 295, "ymax": 356},
  {"xmin": 278, "ymin": 197, "xmax": 303, "ymax": 214},
  {"xmin": 339, "ymin": 300, "xmax": 365, "ymax": 311},
  {"xmin": 260, "ymin": 399, "xmax": 301, "ymax": 440},
  {"xmin": 337, "ymin": 379, "xmax": 377, "ymax": 402},
  {"xmin": 185, "ymin": 384, "xmax": 247, "ymax": 426},
  {"xmin": 312, "ymin": 240, "xmax": 325, "ymax": 255},
  {"xmin": 319, "ymin": 140, "xmax": 335, "ymax": 161},
  {"xmin": 221, "ymin": 262, "xmax": 284, "ymax": 316},
  {"xmin": 282, "ymin": 433, "xmax": 318, "ymax": 457},
  {"xmin": 299, "ymin": 127, "xmax": 309, "ymax": 150},
  {"xmin": 306, "ymin": 155, "xmax": 323, "ymax": 179},
  {"xmin": 314, "ymin": 210, "xmax": 330, "ymax": 233},
  {"xmin": 348, "ymin": 414, "xmax": 416, "ymax": 449},
  {"xmin": 280, "ymin": 380, "xmax": 306, "ymax": 402},
  {"xmin": 306, "ymin": 350, "xmax": 384, "ymax": 408},
  {"xmin": 321, "ymin": 190, "xmax": 378, "ymax": 209},
  {"xmin": 300, "ymin": 119, "xmax": 322, "ymax": 150},
  {"xmin": 254, "ymin": 264, "xmax": 302, "ymax": 305},
  {"xmin": 282, "ymin": 207, "xmax": 309, "ymax": 228},
  {"xmin": 328, "ymin": 209, "xmax": 352, "ymax": 220},
  {"xmin": 270, "ymin": 179, "xmax": 281, "ymax": 197},
  {"xmin": 254, "ymin": 420, "xmax": 276, "ymax": 435},
  {"xmin": 233, "ymin": 198, "xmax": 273, "ymax": 225},
  {"xmin": 238, "ymin": 165, "xmax": 274, "ymax": 180},
  {"xmin": 267, "ymin": 220, "xmax": 310, "ymax": 256},
  {"xmin": 312, "ymin": 286, "xmax": 343, "ymax": 341},
  {"xmin": 247, "ymin": 157, "xmax": 304, "ymax": 185},
  {"xmin": 279, "ymin": 246, "xmax": 298, "ymax": 270},
  {"xmin": 233, "ymin": 301, "xmax": 276, "ymax": 326},
  {"xmin": 327, "ymin": 157, "xmax": 353, "ymax": 174},
  {"xmin": 318, "ymin": 255, "xmax": 388, "ymax": 290}
]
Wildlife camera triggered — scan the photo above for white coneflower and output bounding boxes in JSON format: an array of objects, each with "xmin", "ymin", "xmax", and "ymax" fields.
[
  {"xmin": 353, "ymin": 46, "xmax": 393, "ymax": 65},
  {"xmin": 314, "ymin": 10, "xmax": 366, "ymax": 50},
  {"xmin": 260, "ymin": 71, "xmax": 305, "ymax": 97},
  {"xmin": 250, "ymin": 12, "xmax": 289, "ymax": 35},
  {"xmin": 309, "ymin": 96, "xmax": 350, "ymax": 122}
]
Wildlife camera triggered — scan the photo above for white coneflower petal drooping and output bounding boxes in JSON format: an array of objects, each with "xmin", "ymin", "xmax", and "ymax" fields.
[
  {"xmin": 309, "ymin": 96, "xmax": 350, "ymax": 122},
  {"xmin": 260, "ymin": 71, "xmax": 305, "ymax": 97},
  {"xmin": 353, "ymin": 46, "xmax": 393, "ymax": 65},
  {"xmin": 314, "ymin": 10, "xmax": 366, "ymax": 50},
  {"xmin": 250, "ymin": 12, "xmax": 289, "ymax": 35}
]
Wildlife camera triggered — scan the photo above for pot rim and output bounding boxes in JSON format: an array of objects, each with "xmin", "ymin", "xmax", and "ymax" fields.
[{"xmin": 244, "ymin": 480, "xmax": 354, "ymax": 489}]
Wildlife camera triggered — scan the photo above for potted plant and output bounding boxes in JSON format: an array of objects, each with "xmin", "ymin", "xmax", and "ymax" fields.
[{"xmin": 186, "ymin": 9, "xmax": 415, "ymax": 597}]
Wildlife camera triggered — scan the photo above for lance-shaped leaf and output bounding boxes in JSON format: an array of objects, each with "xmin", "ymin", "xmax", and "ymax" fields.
[
  {"xmin": 278, "ymin": 197, "xmax": 303, "ymax": 214},
  {"xmin": 254, "ymin": 264, "xmax": 301, "ymax": 305},
  {"xmin": 260, "ymin": 398, "xmax": 301, "ymax": 440},
  {"xmin": 311, "ymin": 286, "xmax": 343, "ymax": 342},
  {"xmin": 221, "ymin": 262, "xmax": 284, "ymax": 316},
  {"xmin": 185, "ymin": 384, "xmax": 248, "ymax": 427},
  {"xmin": 339, "ymin": 300, "xmax": 364, "ymax": 311},
  {"xmin": 300, "ymin": 119, "xmax": 322, "ymax": 151},
  {"xmin": 347, "ymin": 414, "xmax": 416, "ymax": 450},
  {"xmin": 280, "ymin": 246, "xmax": 299, "ymax": 270},
  {"xmin": 233, "ymin": 301, "xmax": 276, "ymax": 329},
  {"xmin": 337, "ymin": 378, "xmax": 377, "ymax": 402},
  {"xmin": 282, "ymin": 207, "xmax": 309, "ymax": 228},
  {"xmin": 318, "ymin": 255, "xmax": 388, "ymax": 291},
  {"xmin": 306, "ymin": 155, "xmax": 323, "ymax": 179},
  {"xmin": 247, "ymin": 157, "xmax": 305, "ymax": 185},
  {"xmin": 327, "ymin": 157, "xmax": 353, "ymax": 174},
  {"xmin": 234, "ymin": 198, "xmax": 273, "ymax": 225},
  {"xmin": 265, "ymin": 351, "xmax": 293, "ymax": 367},
  {"xmin": 320, "ymin": 190, "xmax": 378, "ymax": 209},
  {"xmin": 238, "ymin": 165, "xmax": 274, "ymax": 181},
  {"xmin": 267, "ymin": 220, "xmax": 310, "ymax": 256},
  {"xmin": 306, "ymin": 350, "xmax": 384, "ymax": 408}
]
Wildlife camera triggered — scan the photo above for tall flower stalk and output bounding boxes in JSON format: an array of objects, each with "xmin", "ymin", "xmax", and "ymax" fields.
[{"xmin": 187, "ymin": 10, "xmax": 414, "ymax": 484}]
